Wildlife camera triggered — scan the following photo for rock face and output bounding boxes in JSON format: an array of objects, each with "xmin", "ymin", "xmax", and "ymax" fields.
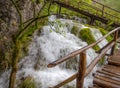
[{"xmin": 0, "ymin": 0, "xmax": 40, "ymax": 71}]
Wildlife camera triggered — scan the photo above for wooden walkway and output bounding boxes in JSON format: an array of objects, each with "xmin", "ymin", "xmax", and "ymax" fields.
[
  {"xmin": 90, "ymin": 49, "xmax": 120, "ymax": 88},
  {"xmin": 52, "ymin": 0, "xmax": 120, "ymax": 27}
]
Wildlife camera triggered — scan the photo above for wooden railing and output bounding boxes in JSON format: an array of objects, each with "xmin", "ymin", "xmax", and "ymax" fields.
[
  {"xmin": 47, "ymin": 27, "xmax": 120, "ymax": 88},
  {"xmin": 52, "ymin": 0, "xmax": 120, "ymax": 25}
]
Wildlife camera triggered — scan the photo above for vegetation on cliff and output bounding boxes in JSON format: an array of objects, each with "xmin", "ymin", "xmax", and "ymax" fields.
[{"xmin": 0, "ymin": 0, "xmax": 119, "ymax": 88}]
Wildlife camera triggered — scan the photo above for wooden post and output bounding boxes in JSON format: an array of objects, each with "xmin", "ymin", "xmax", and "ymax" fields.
[
  {"xmin": 57, "ymin": 5, "xmax": 61, "ymax": 18},
  {"xmin": 90, "ymin": 16, "xmax": 95, "ymax": 25},
  {"xmin": 48, "ymin": 0, "xmax": 52, "ymax": 15},
  {"xmin": 76, "ymin": 52, "xmax": 86, "ymax": 88},
  {"xmin": 111, "ymin": 31, "xmax": 118, "ymax": 55},
  {"xmin": 102, "ymin": 5, "xmax": 104, "ymax": 17},
  {"xmin": 78, "ymin": 1, "xmax": 81, "ymax": 8},
  {"xmin": 96, "ymin": 10, "xmax": 98, "ymax": 16}
]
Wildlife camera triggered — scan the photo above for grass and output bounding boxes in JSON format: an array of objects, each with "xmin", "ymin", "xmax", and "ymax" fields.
[
  {"xmin": 71, "ymin": 26, "xmax": 79, "ymax": 35},
  {"xmin": 18, "ymin": 77, "xmax": 36, "ymax": 88}
]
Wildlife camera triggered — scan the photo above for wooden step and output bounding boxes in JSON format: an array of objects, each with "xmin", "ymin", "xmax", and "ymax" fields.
[
  {"xmin": 114, "ymin": 49, "xmax": 120, "ymax": 56},
  {"xmin": 93, "ymin": 77, "xmax": 120, "ymax": 88},
  {"xmin": 94, "ymin": 72, "xmax": 120, "ymax": 84},
  {"xmin": 103, "ymin": 65, "xmax": 120, "ymax": 72},
  {"xmin": 97, "ymin": 69, "xmax": 120, "ymax": 79},
  {"xmin": 92, "ymin": 49, "xmax": 120, "ymax": 88},
  {"xmin": 93, "ymin": 65, "xmax": 120, "ymax": 88},
  {"xmin": 108, "ymin": 56, "xmax": 120, "ymax": 66}
]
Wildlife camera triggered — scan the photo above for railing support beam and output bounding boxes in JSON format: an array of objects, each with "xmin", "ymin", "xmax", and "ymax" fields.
[
  {"xmin": 111, "ymin": 31, "xmax": 118, "ymax": 55},
  {"xmin": 76, "ymin": 52, "xmax": 86, "ymax": 88}
]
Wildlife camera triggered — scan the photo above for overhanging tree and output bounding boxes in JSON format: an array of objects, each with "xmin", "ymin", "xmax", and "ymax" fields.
[{"xmin": 9, "ymin": 0, "xmax": 51, "ymax": 88}]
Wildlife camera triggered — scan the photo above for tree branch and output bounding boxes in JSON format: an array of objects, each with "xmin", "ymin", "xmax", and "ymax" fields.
[
  {"xmin": 11, "ymin": 0, "xmax": 23, "ymax": 29},
  {"xmin": 17, "ymin": 13, "xmax": 57, "ymax": 39}
]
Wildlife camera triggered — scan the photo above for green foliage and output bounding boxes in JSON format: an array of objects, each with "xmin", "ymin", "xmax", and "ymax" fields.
[
  {"xmin": 49, "ymin": 19, "xmax": 66, "ymax": 36},
  {"xmin": 31, "ymin": 0, "xmax": 44, "ymax": 4},
  {"xmin": 84, "ymin": 24, "xmax": 113, "ymax": 41},
  {"xmin": 49, "ymin": 4, "xmax": 59, "ymax": 14},
  {"xmin": 79, "ymin": 28, "xmax": 99, "ymax": 50},
  {"xmin": 13, "ymin": 17, "xmax": 48, "ymax": 61},
  {"xmin": 100, "ymin": 0, "xmax": 120, "ymax": 11},
  {"xmin": 71, "ymin": 26, "xmax": 79, "ymax": 35},
  {"xmin": 79, "ymin": 28, "xmax": 106, "ymax": 65},
  {"xmin": 104, "ymin": 21, "xmax": 114, "ymax": 31},
  {"xmin": 82, "ymin": 0, "xmax": 92, "ymax": 4},
  {"xmin": 18, "ymin": 77, "xmax": 36, "ymax": 88},
  {"xmin": 99, "ymin": 57, "xmax": 106, "ymax": 65},
  {"xmin": 99, "ymin": 28, "xmax": 112, "ymax": 41}
]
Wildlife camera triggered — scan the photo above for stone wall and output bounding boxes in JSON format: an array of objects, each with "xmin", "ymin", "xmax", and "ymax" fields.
[{"xmin": 0, "ymin": 0, "xmax": 40, "ymax": 71}]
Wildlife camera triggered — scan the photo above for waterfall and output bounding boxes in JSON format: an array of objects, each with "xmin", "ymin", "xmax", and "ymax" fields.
[
  {"xmin": 0, "ymin": 16, "xmax": 108, "ymax": 88},
  {"xmin": 90, "ymin": 28, "xmax": 108, "ymax": 48}
]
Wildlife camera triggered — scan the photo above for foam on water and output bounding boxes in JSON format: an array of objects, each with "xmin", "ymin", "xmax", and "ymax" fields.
[{"xmin": 0, "ymin": 16, "xmax": 105, "ymax": 88}]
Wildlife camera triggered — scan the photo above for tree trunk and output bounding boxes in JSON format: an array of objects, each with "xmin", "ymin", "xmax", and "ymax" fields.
[
  {"xmin": 9, "ymin": 40, "xmax": 20, "ymax": 88},
  {"xmin": 9, "ymin": 68, "xmax": 17, "ymax": 88}
]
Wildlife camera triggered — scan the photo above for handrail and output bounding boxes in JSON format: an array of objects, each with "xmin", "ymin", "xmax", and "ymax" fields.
[
  {"xmin": 47, "ymin": 27, "xmax": 120, "ymax": 88},
  {"xmin": 92, "ymin": 0, "xmax": 120, "ymax": 14},
  {"xmin": 53, "ymin": 0, "xmax": 120, "ymax": 24},
  {"xmin": 49, "ymin": 40, "xmax": 115, "ymax": 88},
  {"xmin": 80, "ymin": 1, "xmax": 120, "ymax": 20},
  {"xmin": 80, "ymin": 1, "xmax": 120, "ymax": 23},
  {"xmin": 48, "ymin": 27, "xmax": 120, "ymax": 67}
]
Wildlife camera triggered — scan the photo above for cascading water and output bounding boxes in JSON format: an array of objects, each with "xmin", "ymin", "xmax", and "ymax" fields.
[
  {"xmin": 90, "ymin": 28, "xmax": 108, "ymax": 48},
  {"xmin": 0, "ymin": 15, "xmax": 109, "ymax": 88}
]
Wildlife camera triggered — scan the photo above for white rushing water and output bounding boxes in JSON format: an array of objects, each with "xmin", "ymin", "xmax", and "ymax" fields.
[
  {"xmin": 90, "ymin": 28, "xmax": 108, "ymax": 48},
  {"xmin": 0, "ymin": 15, "xmax": 109, "ymax": 88}
]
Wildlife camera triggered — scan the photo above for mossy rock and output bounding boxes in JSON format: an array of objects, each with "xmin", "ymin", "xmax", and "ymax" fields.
[
  {"xmin": 71, "ymin": 26, "xmax": 79, "ymax": 36},
  {"xmin": 79, "ymin": 28, "xmax": 106, "ymax": 65},
  {"xmin": 99, "ymin": 28, "xmax": 112, "ymax": 42},
  {"xmin": 18, "ymin": 76, "xmax": 36, "ymax": 88},
  {"xmin": 79, "ymin": 28, "xmax": 99, "ymax": 50},
  {"xmin": 84, "ymin": 24, "xmax": 113, "ymax": 42}
]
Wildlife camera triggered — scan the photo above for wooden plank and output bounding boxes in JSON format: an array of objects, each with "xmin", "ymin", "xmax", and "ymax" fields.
[
  {"xmin": 102, "ymin": 68, "xmax": 120, "ymax": 77},
  {"xmin": 94, "ymin": 72, "xmax": 120, "ymax": 83},
  {"xmin": 93, "ymin": 78, "xmax": 120, "ymax": 88},
  {"xmin": 103, "ymin": 64, "xmax": 120, "ymax": 70},
  {"xmin": 97, "ymin": 70, "xmax": 120, "ymax": 79},
  {"xmin": 103, "ymin": 65, "xmax": 120, "ymax": 74},
  {"xmin": 108, "ymin": 56, "xmax": 120, "ymax": 66},
  {"xmin": 92, "ymin": 49, "xmax": 120, "ymax": 88},
  {"xmin": 113, "ymin": 48, "xmax": 120, "ymax": 55}
]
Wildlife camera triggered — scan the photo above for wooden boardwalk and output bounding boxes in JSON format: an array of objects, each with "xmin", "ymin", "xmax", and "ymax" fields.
[
  {"xmin": 90, "ymin": 49, "xmax": 120, "ymax": 88},
  {"xmin": 53, "ymin": 0, "xmax": 120, "ymax": 27}
]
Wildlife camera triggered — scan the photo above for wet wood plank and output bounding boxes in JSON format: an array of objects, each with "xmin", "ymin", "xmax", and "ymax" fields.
[
  {"xmin": 94, "ymin": 73, "xmax": 120, "ymax": 84},
  {"xmin": 91, "ymin": 49, "xmax": 120, "ymax": 88},
  {"xmin": 108, "ymin": 56, "xmax": 120, "ymax": 66},
  {"xmin": 93, "ymin": 78, "xmax": 120, "ymax": 88},
  {"xmin": 97, "ymin": 69, "xmax": 120, "ymax": 78}
]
